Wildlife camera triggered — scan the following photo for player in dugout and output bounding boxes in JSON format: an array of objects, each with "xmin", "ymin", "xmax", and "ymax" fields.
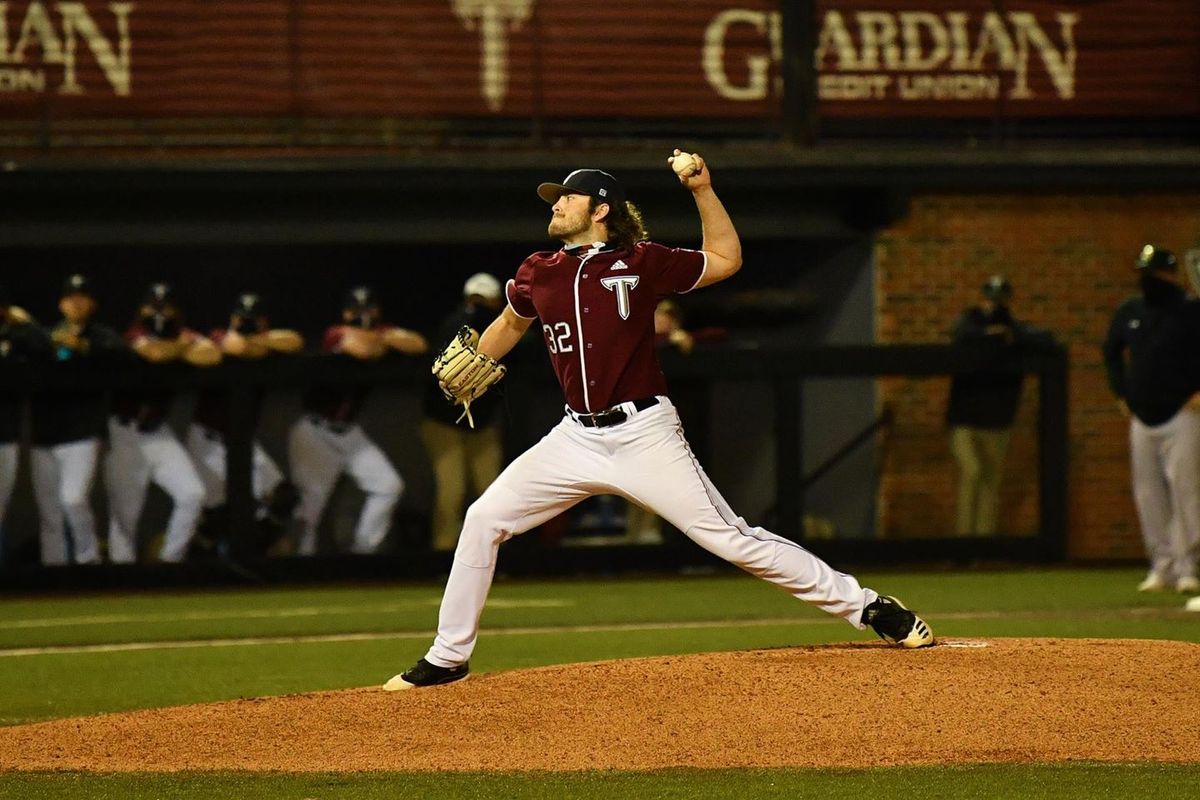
[
  {"xmin": 31, "ymin": 274, "xmax": 130, "ymax": 566},
  {"xmin": 105, "ymin": 283, "xmax": 221, "ymax": 563},
  {"xmin": 0, "ymin": 285, "xmax": 54, "ymax": 563}
]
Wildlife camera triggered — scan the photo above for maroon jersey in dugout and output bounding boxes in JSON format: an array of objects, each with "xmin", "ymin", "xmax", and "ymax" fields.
[{"xmin": 506, "ymin": 241, "xmax": 706, "ymax": 412}]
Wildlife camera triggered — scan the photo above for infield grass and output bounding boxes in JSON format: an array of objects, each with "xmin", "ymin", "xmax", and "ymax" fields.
[{"xmin": 0, "ymin": 566, "xmax": 1197, "ymax": 798}]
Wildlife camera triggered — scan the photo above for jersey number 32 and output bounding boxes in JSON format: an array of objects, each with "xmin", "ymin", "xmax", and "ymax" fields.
[{"xmin": 543, "ymin": 322, "xmax": 573, "ymax": 354}]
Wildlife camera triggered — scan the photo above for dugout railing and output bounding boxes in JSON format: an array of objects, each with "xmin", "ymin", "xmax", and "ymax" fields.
[
  {"xmin": 0, "ymin": 340, "xmax": 1067, "ymax": 590},
  {"xmin": 658, "ymin": 341, "xmax": 1068, "ymax": 565}
]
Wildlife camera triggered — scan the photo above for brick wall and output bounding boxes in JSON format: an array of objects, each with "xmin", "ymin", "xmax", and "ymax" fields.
[{"xmin": 876, "ymin": 193, "xmax": 1200, "ymax": 558}]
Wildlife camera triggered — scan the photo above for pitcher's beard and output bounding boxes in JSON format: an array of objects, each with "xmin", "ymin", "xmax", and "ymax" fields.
[{"xmin": 548, "ymin": 215, "xmax": 589, "ymax": 242}]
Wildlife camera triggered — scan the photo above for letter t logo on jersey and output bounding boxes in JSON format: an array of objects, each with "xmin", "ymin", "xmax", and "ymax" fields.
[{"xmin": 600, "ymin": 276, "xmax": 640, "ymax": 320}]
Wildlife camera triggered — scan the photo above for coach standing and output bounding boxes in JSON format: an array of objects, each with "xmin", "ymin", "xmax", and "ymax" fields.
[
  {"xmin": 1103, "ymin": 245, "xmax": 1200, "ymax": 595},
  {"xmin": 420, "ymin": 274, "xmax": 505, "ymax": 552},
  {"xmin": 945, "ymin": 276, "xmax": 1027, "ymax": 537},
  {"xmin": 31, "ymin": 275, "xmax": 130, "ymax": 565}
]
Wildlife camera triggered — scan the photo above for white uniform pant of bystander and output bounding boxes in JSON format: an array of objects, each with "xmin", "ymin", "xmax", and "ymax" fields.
[
  {"xmin": 426, "ymin": 398, "xmax": 876, "ymax": 668},
  {"xmin": 288, "ymin": 417, "xmax": 403, "ymax": 555},
  {"xmin": 31, "ymin": 438, "xmax": 101, "ymax": 565},
  {"xmin": 0, "ymin": 442, "xmax": 17, "ymax": 541},
  {"xmin": 104, "ymin": 419, "xmax": 206, "ymax": 563},
  {"xmin": 186, "ymin": 424, "xmax": 284, "ymax": 509},
  {"xmin": 1130, "ymin": 409, "xmax": 1200, "ymax": 583}
]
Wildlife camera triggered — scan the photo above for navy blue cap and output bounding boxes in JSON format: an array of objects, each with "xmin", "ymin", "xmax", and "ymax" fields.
[
  {"xmin": 982, "ymin": 275, "xmax": 1012, "ymax": 300},
  {"xmin": 232, "ymin": 292, "xmax": 266, "ymax": 318},
  {"xmin": 537, "ymin": 169, "xmax": 625, "ymax": 209},
  {"xmin": 343, "ymin": 286, "xmax": 378, "ymax": 310},
  {"xmin": 1136, "ymin": 244, "xmax": 1177, "ymax": 272},
  {"xmin": 143, "ymin": 282, "xmax": 176, "ymax": 308},
  {"xmin": 61, "ymin": 273, "xmax": 94, "ymax": 298}
]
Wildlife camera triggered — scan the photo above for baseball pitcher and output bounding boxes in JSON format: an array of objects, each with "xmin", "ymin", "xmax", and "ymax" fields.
[{"xmin": 385, "ymin": 152, "xmax": 934, "ymax": 690}]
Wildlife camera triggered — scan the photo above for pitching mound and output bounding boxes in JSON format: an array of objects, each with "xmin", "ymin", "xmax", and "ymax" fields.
[{"xmin": 2, "ymin": 638, "xmax": 1199, "ymax": 772}]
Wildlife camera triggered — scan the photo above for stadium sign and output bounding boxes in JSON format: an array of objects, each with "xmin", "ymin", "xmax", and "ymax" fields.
[
  {"xmin": 0, "ymin": 1, "xmax": 133, "ymax": 96},
  {"xmin": 0, "ymin": 1, "xmax": 1195, "ymax": 127},
  {"xmin": 704, "ymin": 8, "xmax": 1078, "ymax": 104}
]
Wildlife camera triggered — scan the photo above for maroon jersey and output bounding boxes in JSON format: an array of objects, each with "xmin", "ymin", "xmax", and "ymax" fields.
[{"xmin": 507, "ymin": 241, "xmax": 706, "ymax": 412}]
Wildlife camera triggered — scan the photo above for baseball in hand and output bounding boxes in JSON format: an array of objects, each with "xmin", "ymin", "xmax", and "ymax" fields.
[{"xmin": 670, "ymin": 151, "xmax": 698, "ymax": 178}]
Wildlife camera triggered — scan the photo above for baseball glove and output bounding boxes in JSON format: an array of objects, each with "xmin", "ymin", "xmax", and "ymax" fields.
[{"xmin": 432, "ymin": 326, "xmax": 506, "ymax": 427}]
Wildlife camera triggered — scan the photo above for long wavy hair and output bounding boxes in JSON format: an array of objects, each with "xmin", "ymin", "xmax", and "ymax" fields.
[{"xmin": 591, "ymin": 198, "xmax": 648, "ymax": 250}]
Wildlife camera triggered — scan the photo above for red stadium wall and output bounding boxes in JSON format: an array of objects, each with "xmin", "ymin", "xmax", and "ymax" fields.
[
  {"xmin": 875, "ymin": 193, "xmax": 1200, "ymax": 559},
  {"xmin": 2, "ymin": 0, "xmax": 1198, "ymax": 155}
]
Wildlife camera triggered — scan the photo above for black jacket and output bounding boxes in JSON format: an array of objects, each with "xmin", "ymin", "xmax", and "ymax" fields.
[
  {"xmin": 1103, "ymin": 285, "xmax": 1200, "ymax": 426},
  {"xmin": 31, "ymin": 320, "xmax": 131, "ymax": 446},
  {"xmin": 945, "ymin": 306, "xmax": 1033, "ymax": 430},
  {"xmin": 423, "ymin": 304, "xmax": 503, "ymax": 430},
  {"xmin": 0, "ymin": 315, "xmax": 54, "ymax": 443}
]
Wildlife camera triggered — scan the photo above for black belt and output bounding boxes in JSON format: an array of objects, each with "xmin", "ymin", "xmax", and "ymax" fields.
[{"xmin": 572, "ymin": 397, "xmax": 659, "ymax": 429}]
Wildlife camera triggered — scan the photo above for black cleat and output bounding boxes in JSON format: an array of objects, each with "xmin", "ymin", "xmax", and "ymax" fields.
[
  {"xmin": 861, "ymin": 595, "xmax": 935, "ymax": 648},
  {"xmin": 382, "ymin": 658, "xmax": 470, "ymax": 691}
]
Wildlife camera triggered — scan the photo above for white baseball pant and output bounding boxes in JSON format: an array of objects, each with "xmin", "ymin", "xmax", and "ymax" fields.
[
  {"xmin": 186, "ymin": 424, "xmax": 284, "ymax": 509},
  {"xmin": 1130, "ymin": 409, "xmax": 1200, "ymax": 583},
  {"xmin": 104, "ymin": 419, "xmax": 206, "ymax": 563},
  {"xmin": 0, "ymin": 443, "xmax": 17, "ymax": 551},
  {"xmin": 426, "ymin": 397, "xmax": 876, "ymax": 668},
  {"xmin": 288, "ymin": 416, "xmax": 403, "ymax": 555},
  {"xmin": 31, "ymin": 438, "xmax": 101, "ymax": 565}
]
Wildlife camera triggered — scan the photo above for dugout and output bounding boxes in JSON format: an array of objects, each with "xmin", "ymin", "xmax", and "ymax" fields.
[{"xmin": 0, "ymin": 155, "xmax": 1075, "ymax": 590}]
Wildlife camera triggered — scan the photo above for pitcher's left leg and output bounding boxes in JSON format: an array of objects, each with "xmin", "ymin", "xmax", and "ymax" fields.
[
  {"xmin": 610, "ymin": 404, "xmax": 873, "ymax": 627},
  {"xmin": 424, "ymin": 420, "xmax": 600, "ymax": 669}
]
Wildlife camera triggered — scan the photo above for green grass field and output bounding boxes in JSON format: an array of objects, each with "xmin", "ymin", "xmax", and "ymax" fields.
[{"xmin": 1, "ymin": 566, "xmax": 1198, "ymax": 798}]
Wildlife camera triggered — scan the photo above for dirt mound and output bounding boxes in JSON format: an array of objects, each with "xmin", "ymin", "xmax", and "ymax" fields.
[{"xmin": 2, "ymin": 638, "xmax": 1199, "ymax": 772}]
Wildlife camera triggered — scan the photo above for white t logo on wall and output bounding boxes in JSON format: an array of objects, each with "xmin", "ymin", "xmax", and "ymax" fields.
[
  {"xmin": 451, "ymin": 0, "xmax": 534, "ymax": 111},
  {"xmin": 601, "ymin": 276, "xmax": 639, "ymax": 321}
]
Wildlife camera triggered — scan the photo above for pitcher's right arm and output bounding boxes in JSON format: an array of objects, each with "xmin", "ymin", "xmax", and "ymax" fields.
[{"xmin": 479, "ymin": 305, "xmax": 532, "ymax": 361}]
